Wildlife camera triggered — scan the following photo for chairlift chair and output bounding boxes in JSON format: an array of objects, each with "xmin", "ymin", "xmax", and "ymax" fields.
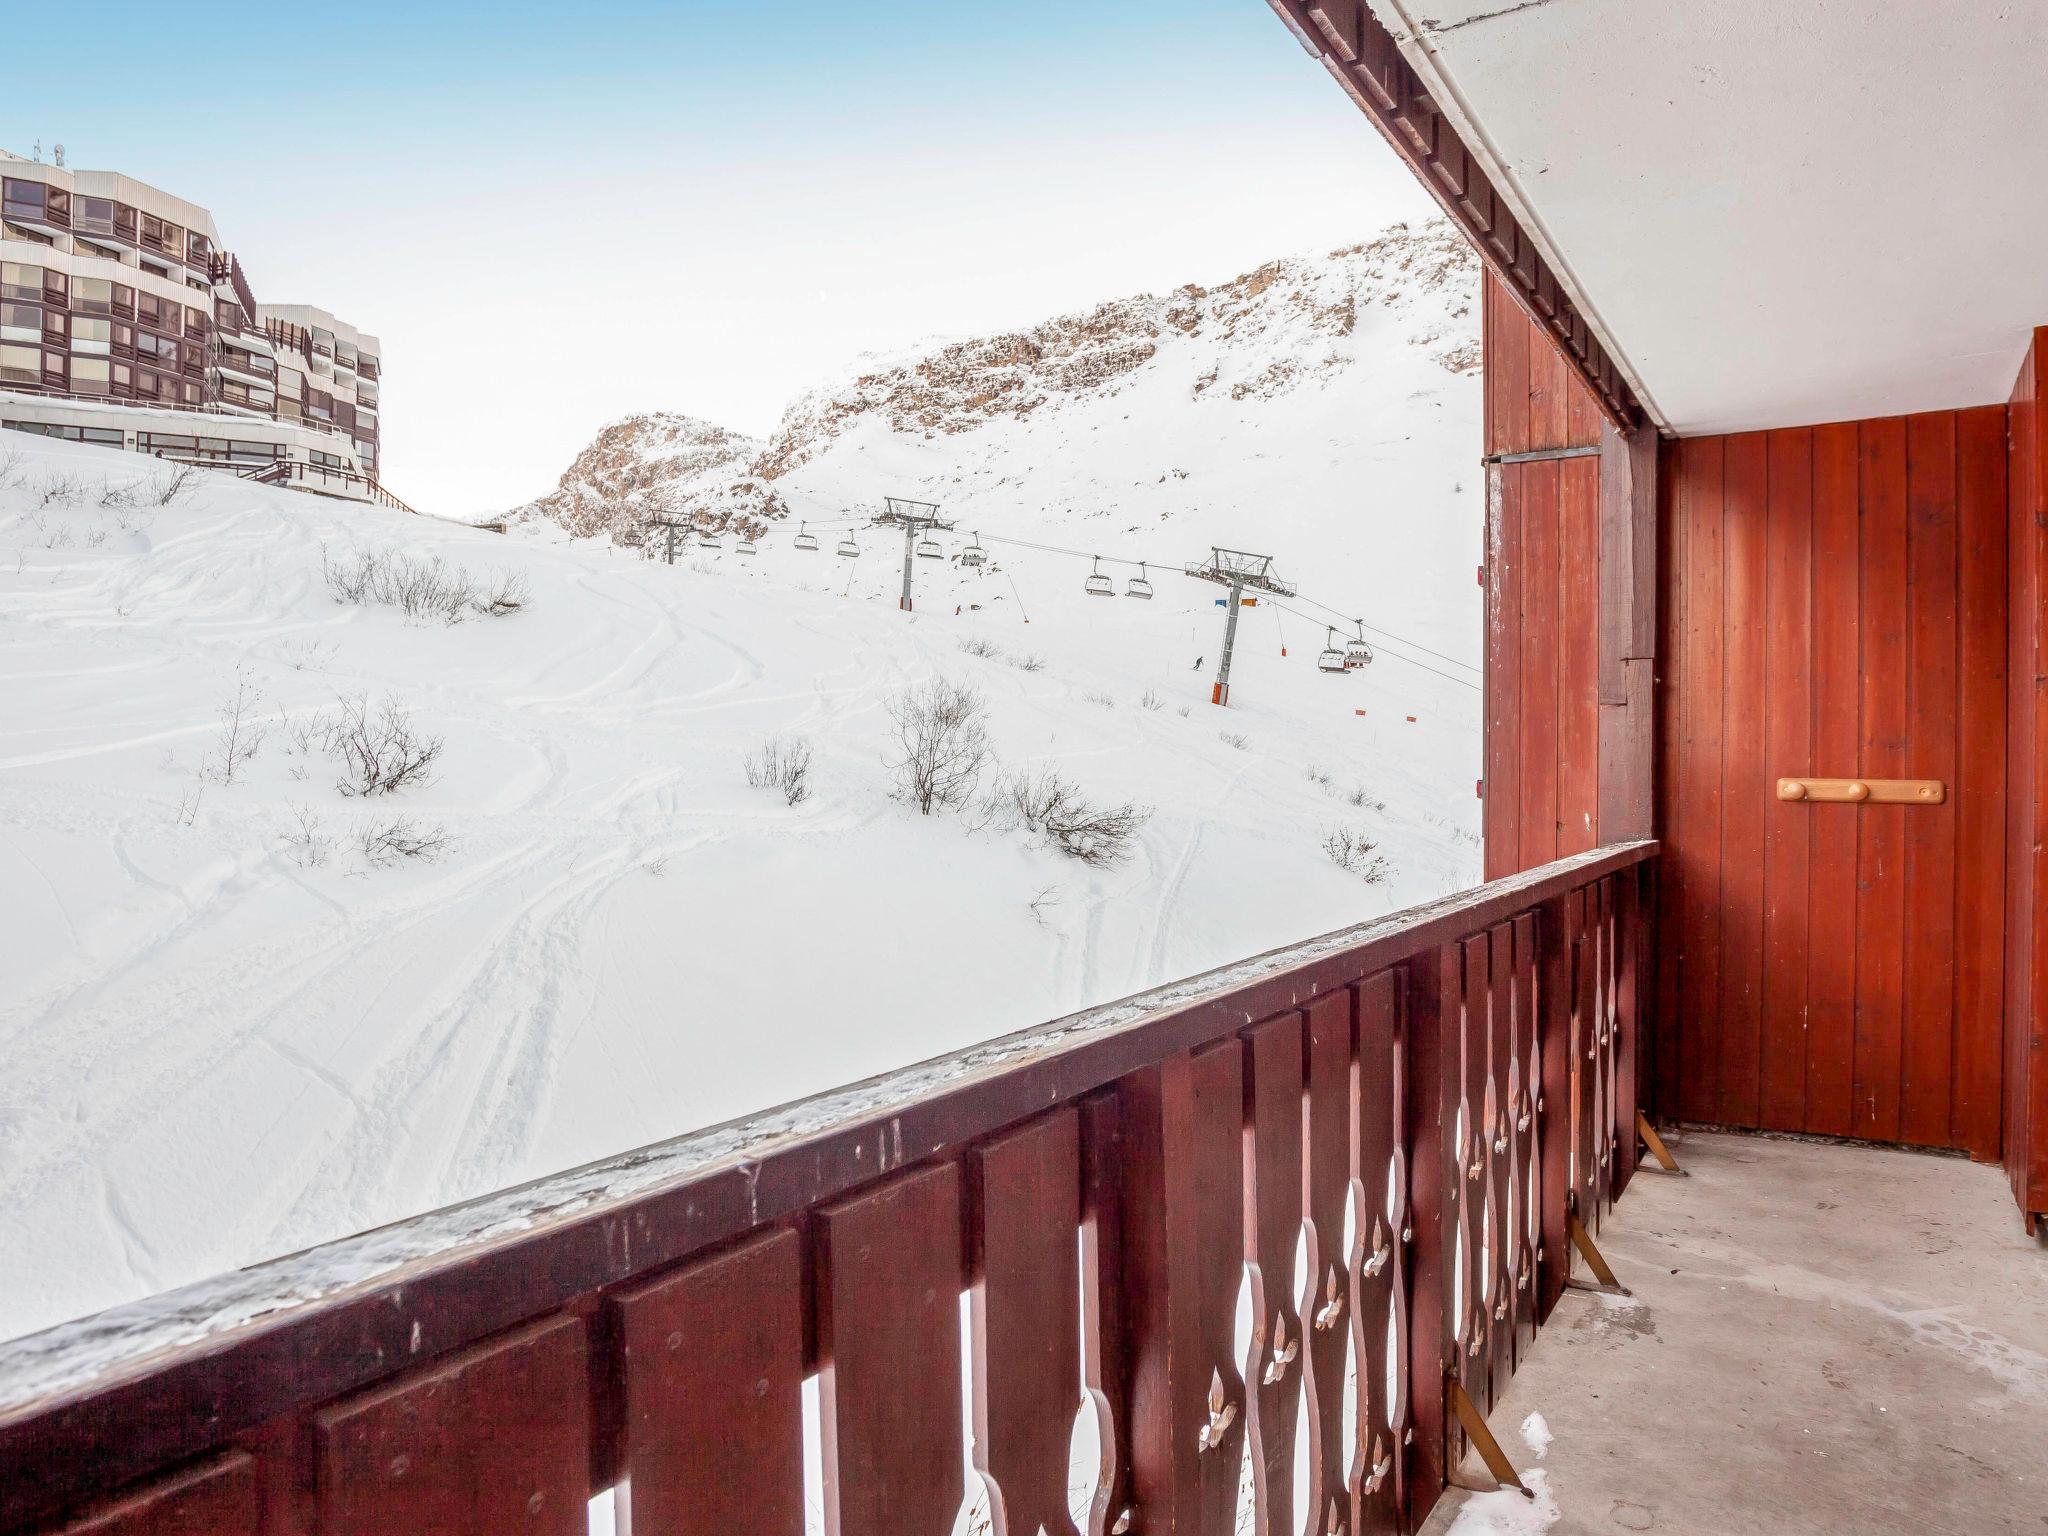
[
  {"xmin": 1085, "ymin": 556, "xmax": 1114, "ymax": 597},
  {"xmin": 794, "ymin": 522, "xmax": 819, "ymax": 552},
  {"xmin": 736, "ymin": 535, "xmax": 757, "ymax": 555},
  {"xmin": 916, "ymin": 536, "xmax": 943, "ymax": 559},
  {"xmin": 1344, "ymin": 623, "xmax": 1375, "ymax": 668},
  {"xmin": 1318, "ymin": 627, "xmax": 1349, "ymax": 674},
  {"xmin": 697, "ymin": 527, "xmax": 722, "ymax": 549},
  {"xmin": 1125, "ymin": 561, "xmax": 1154, "ymax": 599},
  {"xmin": 960, "ymin": 533, "xmax": 986, "ymax": 568},
  {"xmin": 836, "ymin": 533, "xmax": 861, "ymax": 558}
]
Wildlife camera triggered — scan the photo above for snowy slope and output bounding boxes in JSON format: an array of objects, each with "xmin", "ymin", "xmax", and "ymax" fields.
[{"xmin": 0, "ymin": 228, "xmax": 1481, "ymax": 1344}]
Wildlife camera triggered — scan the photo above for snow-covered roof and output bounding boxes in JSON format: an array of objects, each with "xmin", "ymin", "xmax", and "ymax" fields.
[{"xmin": 1370, "ymin": 0, "xmax": 2048, "ymax": 433}]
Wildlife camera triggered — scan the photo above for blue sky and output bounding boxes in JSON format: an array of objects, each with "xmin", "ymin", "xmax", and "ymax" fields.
[{"xmin": 4, "ymin": 1, "xmax": 1432, "ymax": 512}]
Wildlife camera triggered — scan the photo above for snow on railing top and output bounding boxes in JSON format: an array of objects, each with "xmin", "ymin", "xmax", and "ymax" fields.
[{"xmin": 0, "ymin": 841, "xmax": 1653, "ymax": 1417}]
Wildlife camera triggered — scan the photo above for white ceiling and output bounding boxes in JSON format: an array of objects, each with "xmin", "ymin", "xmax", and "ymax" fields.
[{"xmin": 1371, "ymin": 0, "xmax": 2048, "ymax": 434}]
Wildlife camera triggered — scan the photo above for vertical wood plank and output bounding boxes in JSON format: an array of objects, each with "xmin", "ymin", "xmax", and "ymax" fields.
[
  {"xmin": 1855, "ymin": 416, "xmax": 1910, "ymax": 1142},
  {"xmin": 1953, "ymin": 404, "xmax": 2008, "ymax": 1161},
  {"xmin": 614, "ymin": 1230, "xmax": 804, "ymax": 1536},
  {"xmin": 1901, "ymin": 412, "xmax": 1961, "ymax": 1148},
  {"xmin": 1508, "ymin": 912, "xmax": 1541, "ymax": 1363},
  {"xmin": 1558, "ymin": 456, "xmax": 1602, "ymax": 856},
  {"xmin": 1677, "ymin": 436, "xmax": 1726, "ymax": 1124},
  {"xmin": 1760, "ymin": 427, "xmax": 1814, "ymax": 1132},
  {"xmin": 972, "ymin": 1110, "xmax": 1083, "ymax": 1536},
  {"xmin": 1718, "ymin": 431, "xmax": 1770, "ymax": 1127},
  {"xmin": 1653, "ymin": 438, "xmax": 1687, "ymax": 1123},
  {"xmin": 1401, "ymin": 945, "xmax": 1459, "ymax": 1531},
  {"xmin": 1485, "ymin": 461, "xmax": 1523, "ymax": 881},
  {"xmin": 1081, "ymin": 1091, "xmax": 1135, "ymax": 1536},
  {"xmin": 1302, "ymin": 990, "xmax": 1354, "ymax": 1536},
  {"xmin": 1241, "ymin": 1017, "xmax": 1304, "ymax": 1536},
  {"xmin": 818, "ymin": 1164, "xmax": 964, "ymax": 1536},
  {"xmin": 1521, "ymin": 461, "xmax": 1562, "ymax": 868},
  {"xmin": 1806, "ymin": 420, "xmax": 1862, "ymax": 1136},
  {"xmin": 1534, "ymin": 897, "xmax": 1573, "ymax": 1321},
  {"xmin": 315, "ymin": 1313, "xmax": 590, "ymax": 1536},
  {"xmin": 1611, "ymin": 875, "xmax": 1642, "ymax": 1197},
  {"xmin": 56, "ymin": 1453, "xmax": 258, "ymax": 1536},
  {"xmin": 1453, "ymin": 933, "xmax": 1489, "ymax": 1409},
  {"xmin": 1353, "ymin": 972, "xmax": 1403, "ymax": 1536},
  {"xmin": 1483, "ymin": 923, "xmax": 1516, "ymax": 1401}
]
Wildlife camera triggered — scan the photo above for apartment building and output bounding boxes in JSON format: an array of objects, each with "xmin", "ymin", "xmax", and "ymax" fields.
[{"xmin": 0, "ymin": 148, "xmax": 387, "ymax": 502}]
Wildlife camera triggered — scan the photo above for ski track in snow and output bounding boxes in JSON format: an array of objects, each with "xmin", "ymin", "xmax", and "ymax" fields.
[{"xmin": 0, "ymin": 260, "xmax": 1481, "ymax": 1340}]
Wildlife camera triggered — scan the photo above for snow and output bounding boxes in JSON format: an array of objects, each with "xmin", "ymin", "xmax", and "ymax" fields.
[
  {"xmin": 1520, "ymin": 1410, "xmax": 1552, "ymax": 1457},
  {"xmin": 1442, "ymin": 1470, "xmax": 1562, "ymax": 1536},
  {"xmin": 0, "ymin": 231, "xmax": 1484, "ymax": 1347}
]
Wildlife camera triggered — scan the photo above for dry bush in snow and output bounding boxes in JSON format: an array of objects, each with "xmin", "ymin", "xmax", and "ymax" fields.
[
  {"xmin": 149, "ymin": 465, "xmax": 200, "ymax": 506},
  {"xmin": 742, "ymin": 735, "xmax": 813, "ymax": 806},
  {"xmin": 35, "ymin": 473, "xmax": 85, "ymax": 509},
  {"xmin": 321, "ymin": 694, "xmax": 444, "ymax": 797},
  {"xmin": 886, "ymin": 676, "xmax": 991, "ymax": 815},
  {"xmin": 354, "ymin": 815, "xmax": 453, "ymax": 866},
  {"xmin": 321, "ymin": 546, "xmax": 529, "ymax": 625},
  {"xmin": 1002, "ymin": 767, "xmax": 1151, "ymax": 866},
  {"xmin": 1009, "ymin": 653, "xmax": 1045, "ymax": 674},
  {"xmin": 1140, "ymin": 689, "xmax": 1164, "ymax": 711},
  {"xmin": 957, "ymin": 636, "xmax": 1004, "ymax": 660},
  {"xmin": 281, "ymin": 803, "xmax": 330, "ymax": 868},
  {"xmin": 0, "ymin": 448, "xmax": 23, "ymax": 490},
  {"xmin": 1219, "ymin": 730, "xmax": 1250, "ymax": 751},
  {"xmin": 203, "ymin": 671, "xmax": 268, "ymax": 785},
  {"xmin": 1322, "ymin": 827, "xmax": 1390, "ymax": 884}
]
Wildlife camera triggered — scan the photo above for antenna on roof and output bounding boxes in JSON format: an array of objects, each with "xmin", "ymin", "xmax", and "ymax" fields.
[
  {"xmin": 53, "ymin": 144, "xmax": 65, "ymax": 168},
  {"xmin": 31, "ymin": 140, "xmax": 41, "ymax": 163}
]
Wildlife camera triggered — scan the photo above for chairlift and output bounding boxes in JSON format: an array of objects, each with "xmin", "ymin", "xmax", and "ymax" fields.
[
  {"xmin": 794, "ymin": 522, "xmax": 819, "ymax": 552},
  {"xmin": 837, "ymin": 532, "xmax": 861, "ymax": 558},
  {"xmin": 960, "ymin": 533, "xmax": 986, "ymax": 568},
  {"xmin": 697, "ymin": 526, "xmax": 722, "ymax": 549},
  {"xmin": 1084, "ymin": 556, "xmax": 1114, "ymax": 597},
  {"xmin": 1318, "ymin": 627, "xmax": 1350, "ymax": 674},
  {"xmin": 916, "ymin": 532, "xmax": 944, "ymax": 560},
  {"xmin": 1345, "ymin": 622, "xmax": 1375, "ymax": 669},
  {"xmin": 736, "ymin": 535, "xmax": 757, "ymax": 555},
  {"xmin": 1125, "ymin": 561, "xmax": 1154, "ymax": 599}
]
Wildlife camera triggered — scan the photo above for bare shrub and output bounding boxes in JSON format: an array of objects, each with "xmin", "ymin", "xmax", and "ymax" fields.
[
  {"xmin": 1140, "ymin": 689, "xmax": 1164, "ymax": 711},
  {"xmin": 1219, "ymin": 730, "xmax": 1250, "ymax": 751},
  {"xmin": 97, "ymin": 477, "xmax": 139, "ymax": 509},
  {"xmin": 1177, "ymin": 704, "xmax": 1192, "ymax": 718},
  {"xmin": 1304, "ymin": 764, "xmax": 1334, "ymax": 792},
  {"xmin": 957, "ymin": 636, "xmax": 1004, "ymax": 660},
  {"xmin": 203, "ymin": 670, "xmax": 268, "ymax": 785},
  {"xmin": 1010, "ymin": 653, "xmax": 1045, "ymax": 674},
  {"xmin": 36, "ymin": 473, "xmax": 84, "ymax": 508},
  {"xmin": 1322, "ymin": 827, "xmax": 1390, "ymax": 884},
  {"xmin": 1002, "ymin": 767, "xmax": 1151, "ymax": 866},
  {"xmin": 321, "ymin": 546, "xmax": 529, "ymax": 625},
  {"xmin": 742, "ymin": 734, "xmax": 813, "ymax": 806},
  {"xmin": 354, "ymin": 815, "xmax": 453, "ymax": 867},
  {"xmin": 886, "ymin": 676, "xmax": 991, "ymax": 815},
  {"xmin": 1347, "ymin": 786, "xmax": 1386, "ymax": 812},
  {"xmin": 325, "ymin": 693, "xmax": 444, "ymax": 796},
  {"xmin": 149, "ymin": 465, "xmax": 200, "ymax": 506},
  {"xmin": 0, "ymin": 447, "xmax": 23, "ymax": 490},
  {"xmin": 1085, "ymin": 691, "xmax": 1116, "ymax": 709},
  {"xmin": 281, "ymin": 803, "xmax": 330, "ymax": 868}
]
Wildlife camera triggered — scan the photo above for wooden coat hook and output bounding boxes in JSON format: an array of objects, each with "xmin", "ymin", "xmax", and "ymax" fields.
[{"xmin": 1776, "ymin": 778, "xmax": 1945, "ymax": 805}]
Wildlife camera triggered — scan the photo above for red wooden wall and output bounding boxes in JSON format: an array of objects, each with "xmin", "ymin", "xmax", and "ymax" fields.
[
  {"xmin": 2006, "ymin": 332, "xmax": 2048, "ymax": 1223},
  {"xmin": 1653, "ymin": 411, "xmax": 2008, "ymax": 1157},
  {"xmin": 1482, "ymin": 276, "xmax": 1607, "ymax": 878}
]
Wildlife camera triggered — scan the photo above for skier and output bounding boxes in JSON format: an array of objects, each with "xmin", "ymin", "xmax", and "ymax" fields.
[{"xmin": 1192, "ymin": 655, "xmax": 1204, "ymax": 670}]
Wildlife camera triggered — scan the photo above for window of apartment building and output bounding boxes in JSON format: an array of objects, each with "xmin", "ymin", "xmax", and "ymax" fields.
[
  {"xmin": 74, "ymin": 278, "xmax": 114, "ymax": 316},
  {"xmin": 70, "ymin": 357, "xmax": 111, "ymax": 393},
  {"xmin": 2, "ymin": 179, "xmax": 45, "ymax": 222},
  {"xmin": 0, "ymin": 303, "xmax": 39, "ymax": 344},
  {"xmin": 357, "ymin": 440, "xmax": 377, "ymax": 469},
  {"xmin": 2, "ymin": 221, "xmax": 54, "ymax": 247},
  {"xmin": 74, "ymin": 197, "xmax": 115, "ymax": 238},
  {"xmin": 74, "ymin": 237, "xmax": 125, "ymax": 262},
  {"xmin": 357, "ymin": 353, "xmax": 379, "ymax": 380},
  {"xmin": 277, "ymin": 366, "xmax": 303, "ymax": 398},
  {"xmin": 136, "ymin": 332, "xmax": 176, "ymax": 364},
  {"xmin": 185, "ymin": 305, "xmax": 209, "ymax": 338},
  {"xmin": 72, "ymin": 317, "xmax": 112, "ymax": 356},
  {"xmin": 112, "ymin": 284, "xmax": 135, "ymax": 318},
  {"xmin": 0, "ymin": 263, "xmax": 40, "ymax": 302},
  {"xmin": 356, "ymin": 406, "xmax": 378, "ymax": 432},
  {"xmin": 186, "ymin": 231, "xmax": 211, "ymax": 266},
  {"xmin": 311, "ymin": 328, "xmax": 334, "ymax": 356},
  {"xmin": 306, "ymin": 393, "xmax": 333, "ymax": 422},
  {"xmin": 180, "ymin": 381, "xmax": 200, "ymax": 405},
  {"xmin": 0, "ymin": 343, "xmax": 39, "ymax": 384},
  {"xmin": 137, "ymin": 432, "xmax": 198, "ymax": 456},
  {"xmin": 311, "ymin": 449, "xmax": 344, "ymax": 470}
]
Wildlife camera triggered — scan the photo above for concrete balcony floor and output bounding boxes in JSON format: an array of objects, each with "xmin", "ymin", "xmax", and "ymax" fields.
[{"xmin": 1424, "ymin": 1131, "xmax": 2048, "ymax": 1535}]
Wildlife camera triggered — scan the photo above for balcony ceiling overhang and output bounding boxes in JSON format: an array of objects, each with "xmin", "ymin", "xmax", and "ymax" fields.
[{"xmin": 1366, "ymin": 0, "xmax": 2048, "ymax": 435}]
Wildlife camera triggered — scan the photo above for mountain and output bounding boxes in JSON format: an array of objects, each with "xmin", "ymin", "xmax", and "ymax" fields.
[{"xmin": 511, "ymin": 219, "xmax": 1480, "ymax": 649}]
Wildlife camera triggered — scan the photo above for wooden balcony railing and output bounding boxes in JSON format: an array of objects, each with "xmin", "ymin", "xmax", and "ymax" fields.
[{"xmin": 0, "ymin": 841, "xmax": 1656, "ymax": 1536}]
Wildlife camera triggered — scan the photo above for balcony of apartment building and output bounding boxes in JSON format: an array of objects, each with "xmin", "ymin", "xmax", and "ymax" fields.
[{"xmin": 2, "ymin": 6, "xmax": 2044, "ymax": 1536}]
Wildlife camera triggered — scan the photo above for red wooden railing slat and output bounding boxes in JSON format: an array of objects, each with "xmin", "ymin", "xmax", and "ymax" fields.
[
  {"xmin": 1240, "ymin": 1016, "xmax": 1305, "ymax": 1536},
  {"xmin": 817, "ymin": 1164, "xmax": 965, "ymax": 1536},
  {"xmin": 970, "ymin": 1110, "xmax": 1083, "ymax": 1536},
  {"xmin": 1352, "ymin": 970, "xmax": 1402, "ymax": 1535},
  {"xmin": 1300, "ymin": 989, "xmax": 1352, "ymax": 1536},
  {"xmin": 612, "ymin": 1228, "xmax": 805, "ymax": 1536},
  {"xmin": 52, "ymin": 1454, "xmax": 256, "ymax": 1536},
  {"xmin": 312, "ymin": 1312, "xmax": 589, "ymax": 1536}
]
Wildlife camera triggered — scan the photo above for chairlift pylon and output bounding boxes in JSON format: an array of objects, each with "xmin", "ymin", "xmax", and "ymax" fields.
[
  {"xmin": 1345, "ymin": 622, "xmax": 1375, "ymax": 668},
  {"xmin": 1125, "ymin": 561, "xmax": 1153, "ymax": 599},
  {"xmin": 1318, "ymin": 627, "xmax": 1349, "ymax": 674},
  {"xmin": 794, "ymin": 521, "xmax": 819, "ymax": 552},
  {"xmin": 1085, "ymin": 556, "xmax": 1114, "ymax": 597},
  {"xmin": 960, "ymin": 532, "xmax": 986, "ymax": 568}
]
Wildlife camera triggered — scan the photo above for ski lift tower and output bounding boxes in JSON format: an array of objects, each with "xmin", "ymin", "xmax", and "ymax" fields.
[
  {"xmin": 1184, "ymin": 547, "xmax": 1296, "ymax": 705},
  {"xmin": 874, "ymin": 497, "xmax": 954, "ymax": 612}
]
